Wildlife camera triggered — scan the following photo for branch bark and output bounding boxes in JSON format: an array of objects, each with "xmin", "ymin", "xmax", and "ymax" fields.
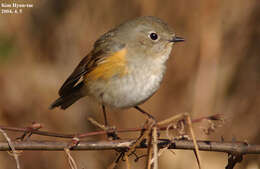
[{"xmin": 0, "ymin": 139, "xmax": 259, "ymax": 154}]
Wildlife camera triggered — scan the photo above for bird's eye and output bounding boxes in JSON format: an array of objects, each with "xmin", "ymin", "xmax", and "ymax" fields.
[{"xmin": 149, "ymin": 32, "xmax": 158, "ymax": 40}]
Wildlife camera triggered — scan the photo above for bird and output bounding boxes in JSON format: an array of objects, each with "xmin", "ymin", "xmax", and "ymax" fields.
[{"xmin": 49, "ymin": 16, "xmax": 184, "ymax": 125}]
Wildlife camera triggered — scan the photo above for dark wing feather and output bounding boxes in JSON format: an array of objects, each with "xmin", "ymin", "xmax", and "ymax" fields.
[{"xmin": 58, "ymin": 50, "xmax": 103, "ymax": 96}]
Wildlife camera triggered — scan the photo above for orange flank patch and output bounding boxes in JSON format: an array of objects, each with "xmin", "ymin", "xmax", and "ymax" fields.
[{"xmin": 86, "ymin": 48, "xmax": 128, "ymax": 81}]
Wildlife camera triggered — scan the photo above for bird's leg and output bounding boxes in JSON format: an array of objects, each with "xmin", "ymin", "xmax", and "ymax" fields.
[
  {"xmin": 134, "ymin": 106, "xmax": 156, "ymax": 121},
  {"xmin": 101, "ymin": 105, "xmax": 120, "ymax": 140},
  {"xmin": 102, "ymin": 105, "xmax": 108, "ymax": 126}
]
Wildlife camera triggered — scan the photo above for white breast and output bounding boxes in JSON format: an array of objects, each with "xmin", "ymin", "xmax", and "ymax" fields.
[
  {"xmin": 86, "ymin": 57, "xmax": 166, "ymax": 108},
  {"xmin": 86, "ymin": 42, "xmax": 173, "ymax": 108}
]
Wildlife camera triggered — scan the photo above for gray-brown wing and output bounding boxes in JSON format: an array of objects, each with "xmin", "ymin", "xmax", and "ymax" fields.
[
  {"xmin": 58, "ymin": 49, "xmax": 103, "ymax": 96},
  {"xmin": 58, "ymin": 29, "xmax": 124, "ymax": 97}
]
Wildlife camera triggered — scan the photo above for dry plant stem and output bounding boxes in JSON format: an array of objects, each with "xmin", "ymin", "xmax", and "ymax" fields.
[
  {"xmin": 155, "ymin": 143, "xmax": 172, "ymax": 160},
  {"xmin": 146, "ymin": 129, "xmax": 153, "ymax": 169},
  {"xmin": 192, "ymin": 113, "xmax": 223, "ymax": 123},
  {"xmin": 88, "ymin": 117, "xmax": 120, "ymax": 139},
  {"xmin": 16, "ymin": 122, "xmax": 42, "ymax": 141},
  {"xmin": 152, "ymin": 127, "xmax": 158, "ymax": 169},
  {"xmin": 157, "ymin": 113, "xmax": 202, "ymax": 169},
  {"xmin": 157, "ymin": 124, "xmax": 177, "ymax": 157},
  {"xmin": 107, "ymin": 152, "xmax": 123, "ymax": 169},
  {"xmin": 0, "ymin": 140, "xmax": 259, "ymax": 153},
  {"xmin": 88, "ymin": 117, "xmax": 107, "ymax": 130},
  {"xmin": 0, "ymin": 128, "xmax": 20, "ymax": 169},
  {"xmin": 186, "ymin": 114, "xmax": 202, "ymax": 169},
  {"xmin": 65, "ymin": 138, "xmax": 80, "ymax": 169},
  {"xmin": 125, "ymin": 154, "xmax": 130, "ymax": 169},
  {"xmin": 64, "ymin": 148, "xmax": 78, "ymax": 169},
  {"xmin": 225, "ymin": 153, "xmax": 243, "ymax": 169},
  {"xmin": 0, "ymin": 114, "xmax": 220, "ymax": 139},
  {"xmin": 126, "ymin": 119, "xmax": 152, "ymax": 156},
  {"xmin": 107, "ymin": 162, "xmax": 117, "ymax": 169},
  {"xmin": 123, "ymin": 120, "xmax": 154, "ymax": 169},
  {"xmin": 128, "ymin": 119, "xmax": 155, "ymax": 169}
]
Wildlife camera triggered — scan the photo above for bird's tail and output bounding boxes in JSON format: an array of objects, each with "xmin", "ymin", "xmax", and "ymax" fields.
[{"xmin": 49, "ymin": 82, "xmax": 84, "ymax": 110}]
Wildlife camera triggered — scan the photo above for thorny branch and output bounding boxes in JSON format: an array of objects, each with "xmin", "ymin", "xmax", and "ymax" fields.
[
  {"xmin": 0, "ymin": 114, "xmax": 223, "ymax": 139},
  {"xmin": 0, "ymin": 113, "xmax": 258, "ymax": 169},
  {"xmin": 0, "ymin": 140, "xmax": 259, "ymax": 154},
  {"xmin": 225, "ymin": 152, "xmax": 243, "ymax": 169},
  {"xmin": 0, "ymin": 128, "xmax": 20, "ymax": 169}
]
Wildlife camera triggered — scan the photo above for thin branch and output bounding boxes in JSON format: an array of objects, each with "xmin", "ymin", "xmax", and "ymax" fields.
[
  {"xmin": 0, "ymin": 139, "xmax": 259, "ymax": 154},
  {"xmin": 225, "ymin": 153, "xmax": 243, "ymax": 169},
  {"xmin": 64, "ymin": 148, "xmax": 78, "ymax": 169},
  {"xmin": 107, "ymin": 152, "xmax": 124, "ymax": 169},
  {"xmin": 152, "ymin": 127, "xmax": 158, "ymax": 169},
  {"xmin": 0, "ymin": 114, "xmax": 222, "ymax": 139},
  {"xmin": 146, "ymin": 129, "xmax": 153, "ymax": 169},
  {"xmin": 125, "ymin": 153, "xmax": 130, "ymax": 169},
  {"xmin": 157, "ymin": 112, "xmax": 202, "ymax": 169},
  {"xmin": 0, "ymin": 128, "xmax": 20, "ymax": 169}
]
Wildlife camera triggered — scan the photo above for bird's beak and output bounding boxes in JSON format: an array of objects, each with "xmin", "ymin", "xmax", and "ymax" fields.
[{"xmin": 169, "ymin": 36, "xmax": 185, "ymax": 43}]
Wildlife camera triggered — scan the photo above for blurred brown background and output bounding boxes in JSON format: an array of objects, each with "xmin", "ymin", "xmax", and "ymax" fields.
[{"xmin": 0, "ymin": 0, "xmax": 259, "ymax": 169}]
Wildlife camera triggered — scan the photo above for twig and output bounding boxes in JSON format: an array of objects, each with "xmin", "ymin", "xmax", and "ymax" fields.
[
  {"xmin": 0, "ymin": 128, "xmax": 21, "ymax": 169},
  {"xmin": 16, "ymin": 122, "xmax": 42, "ymax": 141},
  {"xmin": 125, "ymin": 153, "xmax": 130, "ymax": 169},
  {"xmin": 157, "ymin": 113, "xmax": 202, "ymax": 169},
  {"xmin": 65, "ymin": 137, "xmax": 80, "ymax": 169},
  {"xmin": 107, "ymin": 152, "xmax": 124, "ymax": 169},
  {"xmin": 64, "ymin": 148, "xmax": 78, "ymax": 169},
  {"xmin": 126, "ymin": 119, "xmax": 152, "ymax": 156},
  {"xmin": 186, "ymin": 113, "xmax": 202, "ymax": 169},
  {"xmin": 88, "ymin": 117, "xmax": 120, "ymax": 140},
  {"xmin": 88, "ymin": 117, "xmax": 107, "ymax": 130},
  {"xmin": 0, "ymin": 140, "xmax": 258, "ymax": 154},
  {"xmin": 146, "ymin": 129, "xmax": 153, "ymax": 169},
  {"xmin": 0, "ymin": 114, "xmax": 221, "ymax": 139},
  {"xmin": 225, "ymin": 153, "xmax": 243, "ymax": 169},
  {"xmin": 151, "ymin": 127, "xmax": 158, "ymax": 169}
]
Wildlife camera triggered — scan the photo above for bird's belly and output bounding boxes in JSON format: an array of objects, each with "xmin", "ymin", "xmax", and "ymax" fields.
[{"xmin": 87, "ymin": 67, "xmax": 164, "ymax": 108}]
